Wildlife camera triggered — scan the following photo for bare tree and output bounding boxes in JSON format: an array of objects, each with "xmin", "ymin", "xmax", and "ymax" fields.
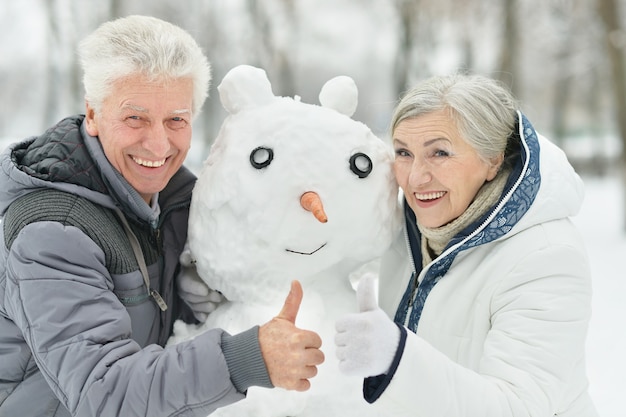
[
  {"xmin": 597, "ymin": 0, "xmax": 626, "ymax": 228},
  {"xmin": 549, "ymin": 1, "xmax": 579, "ymax": 147},
  {"xmin": 245, "ymin": 0, "xmax": 296, "ymax": 97},
  {"xmin": 392, "ymin": 0, "xmax": 420, "ymax": 97},
  {"xmin": 43, "ymin": 0, "xmax": 65, "ymax": 127},
  {"xmin": 597, "ymin": 0, "xmax": 626, "ymax": 152},
  {"xmin": 496, "ymin": 0, "xmax": 519, "ymax": 96}
]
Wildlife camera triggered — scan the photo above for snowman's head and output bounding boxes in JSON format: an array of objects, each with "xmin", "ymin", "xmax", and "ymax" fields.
[{"xmin": 188, "ymin": 65, "xmax": 400, "ymax": 302}]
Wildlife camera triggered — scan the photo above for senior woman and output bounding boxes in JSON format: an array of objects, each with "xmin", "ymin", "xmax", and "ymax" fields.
[{"xmin": 335, "ymin": 74, "xmax": 598, "ymax": 416}]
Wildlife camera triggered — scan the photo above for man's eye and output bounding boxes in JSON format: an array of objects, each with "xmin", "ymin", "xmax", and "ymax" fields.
[
  {"xmin": 126, "ymin": 116, "xmax": 143, "ymax": 127},
  {"xmin": 167, "ymin": 117, "xmax": 189, "ymax": 129}
]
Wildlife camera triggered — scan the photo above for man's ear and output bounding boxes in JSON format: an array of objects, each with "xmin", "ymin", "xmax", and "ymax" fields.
[{"xmin": 84, "ymin": 102, "xmax": 99, "ymax": 136}]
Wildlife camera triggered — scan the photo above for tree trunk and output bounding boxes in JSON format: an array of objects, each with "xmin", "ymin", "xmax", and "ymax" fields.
[
  {"xmin": 597, "ymin": 0, "xmax": 626, "ymax": 230},
  {"xmin": 393, "ymin": 0, "xmax": 419, "ymax": 98},
  {"xmin": 551, "ymin": 31, "xmax": 575, "ymax": 149},
  {"xmin": 43, "ymin": 0, "xmax": 62, "ymax": 128},
  {"xmin": 497, "ymin": 0, "xmax": 519, "ymax": 96}
]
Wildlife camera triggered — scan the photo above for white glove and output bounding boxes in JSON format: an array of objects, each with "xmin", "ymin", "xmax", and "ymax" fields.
[
  {"xmin": 177, "ymin": 247, "xmax": 224, "ymax": 322},
  {"xmin": 335, "ymin": 273, "xmax": 400, "ymax": 378}
]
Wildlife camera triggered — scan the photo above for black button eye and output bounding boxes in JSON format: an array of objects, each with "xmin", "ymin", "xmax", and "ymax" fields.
[
  {"xmin": 250, "ymin": 147, "xmax": 274, "ymax": 169},
  {"xmin": 349, "ymin": 152, "xmax": 372, "ymax": 178}
]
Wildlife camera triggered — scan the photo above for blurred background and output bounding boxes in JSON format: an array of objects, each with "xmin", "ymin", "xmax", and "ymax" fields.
[
  {"xmin": 2, "ymin": 0, "xmax": 625, "ymax": 175},
  {"xmin": 1, "ymin": 1, "xmax": 625, "ymax": 415}
]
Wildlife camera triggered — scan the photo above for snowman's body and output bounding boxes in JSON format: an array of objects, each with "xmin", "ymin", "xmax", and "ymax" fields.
[{"xmin": 170, "ymin": 65, "xmax": 400, "ymax": 416}]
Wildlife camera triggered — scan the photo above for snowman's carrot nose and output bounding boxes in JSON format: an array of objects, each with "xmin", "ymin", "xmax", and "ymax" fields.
[{"xmin": 300, "ymin": 192, "xmax": 328, "ymax": 223}]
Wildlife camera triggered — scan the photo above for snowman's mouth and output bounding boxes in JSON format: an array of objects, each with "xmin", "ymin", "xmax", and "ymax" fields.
[{"xmin": 285, "ymin": 243, "xmax": 327, "ymax": 255}]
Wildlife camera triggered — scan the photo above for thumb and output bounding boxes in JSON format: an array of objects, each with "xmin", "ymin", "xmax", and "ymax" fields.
[
  {"xmin": 276, "ymin": 280, "xmax": 303, "ymax": 323},
  {"xmin": 357, "ymin": 273, "xmax": 379, "ymax": 312}
]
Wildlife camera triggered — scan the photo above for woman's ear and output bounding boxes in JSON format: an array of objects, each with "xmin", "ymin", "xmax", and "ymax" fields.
[{"xmin": 486, "ymin": 153, "xmax": 504, "ymax": 181}]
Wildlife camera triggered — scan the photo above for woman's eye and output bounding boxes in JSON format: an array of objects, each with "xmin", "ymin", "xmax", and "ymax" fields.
[
  {"xmin": 433, "ymin": 149, "xmax": 450, "ymax": 158},
  {"xmin": 349, "ymin": 152, "xmax": 373, "ymax": 178},
  {"xmin": 250, "ymin": 146, "xmax": 274, "ymax": 169},
  {"xmin": 394, "ymin": 149, "xmax": 409, "ymax": 158}
]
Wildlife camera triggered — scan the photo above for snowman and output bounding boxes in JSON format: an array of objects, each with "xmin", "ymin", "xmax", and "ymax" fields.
[{"xmin": 170, "ymin": 64, "xmax": 400, "ymax": 416}]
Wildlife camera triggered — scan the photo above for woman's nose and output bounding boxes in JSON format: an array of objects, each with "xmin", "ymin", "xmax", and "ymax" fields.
[{"xmin": 408, "ymin": 161, "xmax": 432, "ymax": 187}]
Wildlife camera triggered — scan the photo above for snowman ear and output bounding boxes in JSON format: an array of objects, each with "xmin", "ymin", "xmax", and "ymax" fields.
[
  {"xmin": 218, "ymin": 65, "xmax": 275, "ymax": 114},
  {"xmin": 319, "ymin": 75, "xmax": 358, "ymax": 117}
]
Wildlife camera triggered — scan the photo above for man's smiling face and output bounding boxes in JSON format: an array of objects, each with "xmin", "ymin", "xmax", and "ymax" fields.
[{"xmin": 85, "ymin": 73, "xmax": 194, "ymax": 204}]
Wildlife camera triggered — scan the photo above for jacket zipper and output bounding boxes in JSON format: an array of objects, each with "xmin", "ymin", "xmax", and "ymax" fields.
[{"xmin": 402, "ymin": 112, "xmax": 530, "ymax": 326}]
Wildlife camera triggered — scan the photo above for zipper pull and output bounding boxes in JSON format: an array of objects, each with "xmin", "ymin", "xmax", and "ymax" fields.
[{"xmin": 151, "ymin": 289, "xmax": 168, "ymax": 311}]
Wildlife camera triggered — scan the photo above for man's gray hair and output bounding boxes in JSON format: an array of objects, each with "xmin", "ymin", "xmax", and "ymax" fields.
[{"xmin": 79, "ymin": 15, "xmax": 211, "ymax": 118}]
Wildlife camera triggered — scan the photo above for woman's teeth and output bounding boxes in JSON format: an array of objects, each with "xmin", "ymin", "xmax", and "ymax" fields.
[{"xmin": 415, "ymin": 191, "xmax": 446, "ymax": 201}]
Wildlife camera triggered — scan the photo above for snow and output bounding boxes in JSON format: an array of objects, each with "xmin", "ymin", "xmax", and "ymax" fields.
[
  {"xmin": 318, "ymin": 75, "xmax": 359, "ymax": 117},
  {"xmin": 171, "ymin": 65, "xmax": 624, "ymax": 415},
  {"xmin": 170, "ymin": 64, "xmax": 401, "ymax": 416},
  {"xmin": 184, "ymin": 65, "xmax": 399, "ymax": 306},
  {"xmin": 572, "ymin": 176, "xmax": 626, "ymax": 417}
]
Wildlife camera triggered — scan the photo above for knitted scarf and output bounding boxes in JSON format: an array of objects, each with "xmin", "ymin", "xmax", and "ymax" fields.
[{"xmin": 418, "ymin": 168, "xmax": 511, "ymax": 267}]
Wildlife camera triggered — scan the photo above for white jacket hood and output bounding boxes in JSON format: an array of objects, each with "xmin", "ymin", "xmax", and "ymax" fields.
[
  {"xmin": 507, "ymin": 112, "xmax": 584, "ymax": 235},
  {"xmin": 454, "ymin": 111, "xmax": 583, "ymax": 251},
  {"xmin": 429, "ymin": 111, "xmax": 583, "ymax": 262}
]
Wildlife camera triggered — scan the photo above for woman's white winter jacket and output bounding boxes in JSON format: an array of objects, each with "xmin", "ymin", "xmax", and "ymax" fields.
[{"xmin": 370, "ymin": 113, "xmax": 598, "ymax": 417}]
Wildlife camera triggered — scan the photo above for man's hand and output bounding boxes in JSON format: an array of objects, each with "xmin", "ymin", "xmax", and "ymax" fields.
[
  {"xmin": 335, "ymin": 273, "xmax": 400, "ymax": 377},
  {"xmin": 259, "ymin": 280, "xmax": 324, "ymax": 391},
  {"xmin": 177, "ymin": 248, "xmax": 224, "ymax": 322}
]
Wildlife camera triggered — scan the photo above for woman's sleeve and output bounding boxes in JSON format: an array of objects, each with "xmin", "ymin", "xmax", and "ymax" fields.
[
  {"xmin": 366, "ymin": 240, "xmax": 592, "ymax": 417},
  {"xmin": 4, "ymin": 221, "xmax": 245, "ymax": 416}
]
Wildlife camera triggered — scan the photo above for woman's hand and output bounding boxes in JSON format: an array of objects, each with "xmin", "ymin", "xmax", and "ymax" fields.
[{"xmin": 335, "ymin": 274, "xmax": 400, "ymax": 377}]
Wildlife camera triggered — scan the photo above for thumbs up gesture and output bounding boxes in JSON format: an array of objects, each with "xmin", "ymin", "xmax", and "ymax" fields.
[
  {"xmin": 335, "ymin": 274, "xmax": 401, "ymax": 378},
  {"xmin": 258, "ymin": 280, "xmax": 325, "ymax": 391}
]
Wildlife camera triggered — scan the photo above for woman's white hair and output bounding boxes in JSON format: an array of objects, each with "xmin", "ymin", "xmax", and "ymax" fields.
[
  {"xmin": 391, "ymin": 73, "xmax": 519, "ymax": 164},
  {"xmin": 79, "ymin": 15, "xmax": 211, "ymax": 119}
]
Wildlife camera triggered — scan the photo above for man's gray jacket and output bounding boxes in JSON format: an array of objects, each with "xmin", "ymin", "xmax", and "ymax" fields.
[{"xmin": 0, "ymin": 115, "xmax": 270, "ymax": 416}]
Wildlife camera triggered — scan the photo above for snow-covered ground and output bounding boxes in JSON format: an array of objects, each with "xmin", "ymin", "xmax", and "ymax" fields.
[{"xmin": 572, "ymin": 176, "xmax": 625, "ymax": 417}]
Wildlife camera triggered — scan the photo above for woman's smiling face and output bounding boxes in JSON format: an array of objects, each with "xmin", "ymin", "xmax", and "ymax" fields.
[{"xmin": 393, "ymin": 109, "xmax": 501, "ymax": 228}]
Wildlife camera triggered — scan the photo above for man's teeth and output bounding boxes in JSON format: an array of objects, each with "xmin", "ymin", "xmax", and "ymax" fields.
[
  {"xmin": 415, "ymin": 191, "xmax": 446, "ymax": 201},
  {"xmin": 133, "ymin": 156, "xmax": 166, "ymax": 167}
]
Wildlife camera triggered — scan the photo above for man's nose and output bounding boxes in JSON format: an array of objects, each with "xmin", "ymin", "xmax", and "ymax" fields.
[{"xmin": 144, "ymin": 123, "xmax": 170, "ymax": 156}]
